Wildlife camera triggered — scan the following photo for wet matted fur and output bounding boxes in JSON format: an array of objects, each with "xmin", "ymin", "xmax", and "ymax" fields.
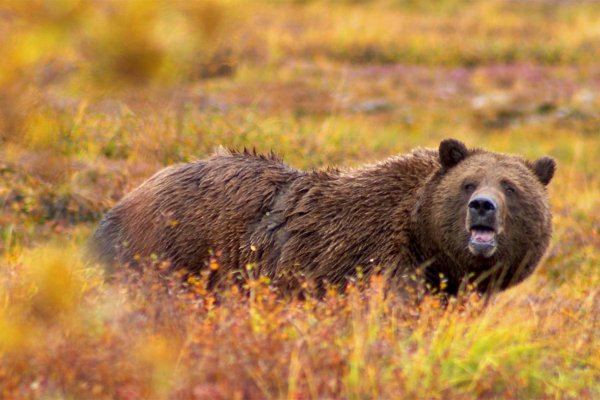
[{"xmin": 91, "ymin": 139, "xmax": 556, "ymax": 295}]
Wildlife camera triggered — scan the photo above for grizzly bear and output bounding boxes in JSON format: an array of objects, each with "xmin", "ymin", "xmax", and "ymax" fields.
[{"xmin": 91, "ymin": 139, "xmax": 556, "ymax": 295}]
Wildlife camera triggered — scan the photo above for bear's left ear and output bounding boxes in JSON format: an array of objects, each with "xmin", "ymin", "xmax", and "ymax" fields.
[
  {"xmin": 532, "ymin": 156, "xmax": 556, "ymax": 186},
  {"xmin": 439, "ymin": 138, "xmax": 469, "ymax": 169}
]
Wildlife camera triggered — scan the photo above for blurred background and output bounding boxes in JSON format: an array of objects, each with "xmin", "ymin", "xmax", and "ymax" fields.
[
  {"xmin": 1, "ymin": 2, "xmax": 600, "ymax": 398},
  {"xmin": 0, "ymin": 0, "xmax": 596, "ymax": 245},
  {"xmin": 2, "ymin": 0, "xmax": 600, "ymax": 249}
]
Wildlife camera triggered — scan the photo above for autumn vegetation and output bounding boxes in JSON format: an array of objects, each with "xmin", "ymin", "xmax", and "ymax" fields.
[{"xmin": 0, "ymin": 0, "xmax": 599, "ymax": 398}]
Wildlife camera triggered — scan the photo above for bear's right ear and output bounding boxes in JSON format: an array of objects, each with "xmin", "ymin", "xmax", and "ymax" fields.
[{"xmin": 439, "ymin": 139, "xmax": 469, "ymax": 169}]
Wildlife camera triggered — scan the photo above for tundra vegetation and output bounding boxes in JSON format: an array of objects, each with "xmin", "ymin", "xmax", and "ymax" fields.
[{"xmin": 0, "ymin": 0, "xmax": 599, "ymax": 399}]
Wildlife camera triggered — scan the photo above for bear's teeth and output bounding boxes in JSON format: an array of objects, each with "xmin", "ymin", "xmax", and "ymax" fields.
[{"xmin": 471, "ymin": 230, "xmax": 495, "ymax": 243}]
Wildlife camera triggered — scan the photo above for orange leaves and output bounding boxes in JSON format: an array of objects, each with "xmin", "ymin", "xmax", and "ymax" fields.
[
  {"xmin": 0, "ymin": 246, "xmax": 599, "ymax": 399},
  {"xmin": 209, "ymin": 258, "xmax": 220, "ymax": 271},
  {"xmin": 0, "ymin": 0, "xmax": 599, "ymax": 398}
]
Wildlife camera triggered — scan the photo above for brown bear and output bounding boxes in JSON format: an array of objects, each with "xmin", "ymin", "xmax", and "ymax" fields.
[{"xmin": 91, "ymin": 139, "xmax": 556, "ymax": 295}]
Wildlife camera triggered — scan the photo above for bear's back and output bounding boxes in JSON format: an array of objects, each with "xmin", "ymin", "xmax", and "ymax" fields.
[{"xmin": 92, "ymin": 151, "xmax": 303, "ymax": 271}]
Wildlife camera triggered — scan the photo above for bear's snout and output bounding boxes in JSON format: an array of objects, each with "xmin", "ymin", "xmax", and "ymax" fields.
[
  {"xmin": 468, "ymin": 195, "xmax": 497, "ymax": 223},
  {"xmin": 466, "ymin": 191, "xmax": 503, "ymax": 258}
]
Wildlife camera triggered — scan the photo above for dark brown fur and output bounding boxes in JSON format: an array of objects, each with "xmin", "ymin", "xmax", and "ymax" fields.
[{"xmin": 91, "ymin": 140, "xmax": 556, "ymax": 295}]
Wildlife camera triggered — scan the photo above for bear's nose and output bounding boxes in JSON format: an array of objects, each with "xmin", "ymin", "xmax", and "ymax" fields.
[{"xmin": 468, "ymin": 196, "xmax": 497, "ymax": 217}]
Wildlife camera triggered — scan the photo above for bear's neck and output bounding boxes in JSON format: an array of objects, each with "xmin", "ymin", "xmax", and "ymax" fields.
[
  {"xmin": 407, "ymin": 167, "xmax": 471, "ymax": 295},
  {"xmin": 352, "ymin": 150, "xmax": 443, "ymax": 261}
]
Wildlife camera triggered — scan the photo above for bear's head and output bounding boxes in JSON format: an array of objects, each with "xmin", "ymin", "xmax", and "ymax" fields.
[{"xmin": 415, "ymin": 138, "xmax": 556, "ymax": 294}]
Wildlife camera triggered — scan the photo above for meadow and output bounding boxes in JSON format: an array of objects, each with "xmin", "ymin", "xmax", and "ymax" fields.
[{"xmin": 0, "ymin": 0, "xmax": 599, "ymax": 398}]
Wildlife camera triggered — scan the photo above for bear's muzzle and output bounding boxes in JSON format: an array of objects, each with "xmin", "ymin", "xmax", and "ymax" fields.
[{"xmin": 467, "ymin": 191, "xmax": 503, "ymax": 258}]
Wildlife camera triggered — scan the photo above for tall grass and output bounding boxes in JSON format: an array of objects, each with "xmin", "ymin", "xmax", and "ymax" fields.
[{"xmin": 1, "ymin": 0, "xmax": 599, "ymax": 398}]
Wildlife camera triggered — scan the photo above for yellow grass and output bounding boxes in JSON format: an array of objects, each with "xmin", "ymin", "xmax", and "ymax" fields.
[{"xmin": 1, "ymin": 0, "xmax": 599, "ymax": 398}]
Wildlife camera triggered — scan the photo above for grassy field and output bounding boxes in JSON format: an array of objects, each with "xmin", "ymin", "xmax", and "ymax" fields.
[{"xmin": 1, "ymin": 0, "xmax": 599, "ymax": 398}]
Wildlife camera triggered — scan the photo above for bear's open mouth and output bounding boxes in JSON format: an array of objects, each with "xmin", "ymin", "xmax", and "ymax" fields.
[{"xmin": 468, "ymin": 225, "xmax": 497, "ymax": 257}]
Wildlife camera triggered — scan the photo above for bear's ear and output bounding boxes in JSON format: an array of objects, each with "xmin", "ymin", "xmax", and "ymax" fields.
[
  {"xmin": 532, "ymin": 156, "xmax": 556, "ymax": 186},
  {"xmin": 439, "ymin": 139, "xmax": 469, "ymax": 169}
]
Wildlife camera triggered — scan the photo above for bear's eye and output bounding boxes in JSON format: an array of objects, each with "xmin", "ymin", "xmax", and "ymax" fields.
[
  {"xmin": 503, "ymin": 183, "xmax": 517, "ymax": 195},
  {"xmin": 463, "ymin": 182, "xmax": 476, "ymax": 192}
]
